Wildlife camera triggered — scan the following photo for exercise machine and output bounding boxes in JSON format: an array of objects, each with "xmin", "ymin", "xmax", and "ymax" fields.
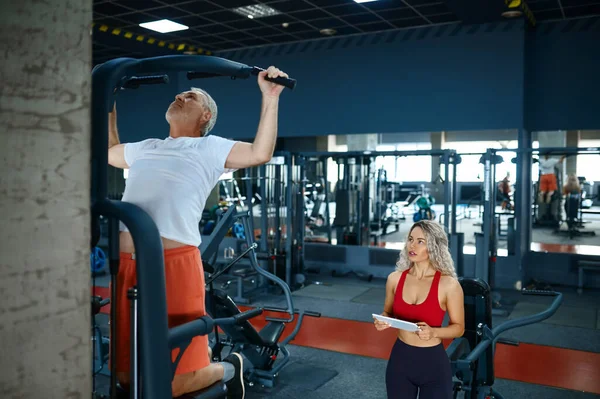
[
  {"xmin": 475, "ymin": 149, "xmax": 510, "ymax": 315},
  {"xmin": 446, "ymin": 278, "xmax": 563, "ymax": 399},
  {"xmin": 201, "ymin": 207, "xmax": 321, "ymax": 388},
  {"xmin": 554, "ymin": 192, "xmax": 596, "ymax": 239},
  {"xmin": 91, "ymin": 54, "xmax": 296, "ymax": 399}
]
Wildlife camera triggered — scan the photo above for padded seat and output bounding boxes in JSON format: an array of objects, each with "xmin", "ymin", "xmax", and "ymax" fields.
[
  {"xmin": 231, "ymin": 266, "xmax": 256, "ymax": 278},
  {"xmin": 258, "ymin": 321, "xmax": 286, "ymax": 346},
  {"xmin": 208, "ymin": 289, "xmax": 285, "ymax": 347}
]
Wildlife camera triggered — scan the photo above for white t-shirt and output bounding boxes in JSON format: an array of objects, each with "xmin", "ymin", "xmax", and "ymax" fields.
[
  {"xmin": 539, "ymin": 157, "xmax": 560, "ymax": 175},
  {"xmin": 119, "ymin": 135, "xmax": 238, "ymax": 247}
]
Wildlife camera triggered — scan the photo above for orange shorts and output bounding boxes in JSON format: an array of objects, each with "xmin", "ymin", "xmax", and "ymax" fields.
[
  {"xmin": 112, "ymin": 245, "xmax": 210, "ymax": 375},
  {"xmin": 540, "ymin": 173, "xmax": 558, "ymax": 192}
]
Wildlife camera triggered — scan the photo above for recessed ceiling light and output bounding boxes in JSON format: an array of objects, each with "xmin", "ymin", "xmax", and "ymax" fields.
[
  {"xmin": 353, "ymin": 0, "xmax": 379, "ymax": 3},
  {"xmin": 320, "ymin": 28, "xmax": 337, "ymax": 36},
  {"xmin": 501, "ymin": 10, "xmax": 522, "ymax": 18},
  {"xmin": 232, "ymin": 4, "xmax": 280, "ymax": 19},
  {"xmin": 139, "ymin": 19, "xmax": 189, "ymax": 33}
]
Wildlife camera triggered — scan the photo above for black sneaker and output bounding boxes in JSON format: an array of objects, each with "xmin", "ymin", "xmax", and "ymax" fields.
[{"xmin": 223, "ymin": 352, "xmax": 244, "ymax": 399}]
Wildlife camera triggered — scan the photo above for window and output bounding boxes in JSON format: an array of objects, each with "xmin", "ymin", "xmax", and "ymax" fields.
[
  {"xmin": 375, "ymin": 143, "xmax": 432, "ymax": 182},
  {"xmin": 577, "ymin": 140, "xmax": 600, "ymax": 182}
]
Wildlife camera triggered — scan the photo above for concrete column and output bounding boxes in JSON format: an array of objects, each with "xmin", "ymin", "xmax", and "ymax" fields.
[
  {"xmin": 431, "ymin": 132, "xmax": 445, "ymax": 182},
  {"xmin": 566, "ymin": 130, "xmax": 579, "ymax": 176},
  {"xmin": 345, "ymin": 133, "xmax": 378, "ymax": 151},
  {"xmin": 537, "ymin": 130, "xmax": 567, "ymax": 148},
  {"xmin": 430, "ymin": 132, "xmax": 445, "ymax": 203},
  {"xmin": 515, "ymin": 129, "xmax": 532, "ymax": 285},
  {"xmin": 316, "ymin": 135, "xmax": 329, "ymax": 151},
  {"xmin": 0, "ymin": 1, "xmax": 91, "ymax": 398}
]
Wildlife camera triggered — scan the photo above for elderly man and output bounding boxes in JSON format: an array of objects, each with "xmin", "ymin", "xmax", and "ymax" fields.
[{"xmin": 107, "ymin": 66, "xmax": 289, "ymax": 398}]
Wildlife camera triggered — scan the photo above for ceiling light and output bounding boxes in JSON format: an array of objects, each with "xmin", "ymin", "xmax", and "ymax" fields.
[
  {"xmin": 282, "ymin": 22, "xmax": 289, "ymax": 28},
  {"xmin": 353, "ymin": 0, "xmax": 379, "ymax": 3},
  {"xmin": 139, "ymin": 19, "xmax": 189, "ymax": 33},
  {"xmin": 232, "ymin": 4, "xmax": 280, "ymax": 19},
  {"xmin": 501, "ymin": 10, "xmax": 522, "ymax": 18},
  {"xmin": 320, "ymin": 28, "xmax": 337, "ymax": 36}
]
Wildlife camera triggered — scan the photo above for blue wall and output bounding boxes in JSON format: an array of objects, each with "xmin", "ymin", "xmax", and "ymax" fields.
[
  {"xmin": 525, "ymin": 17, "xmax": 600, "ymax": 131},
  {"xmin": 113, "ymin": 17, "xmax": 600, "ymax": 143},
  {"xmin": 208, "ymin": 21, "xmax": 525, "ymax": 139}
]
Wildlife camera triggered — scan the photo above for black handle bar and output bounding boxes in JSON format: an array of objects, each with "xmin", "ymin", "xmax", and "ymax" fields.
[
  {"xmin": 461, "ymin": 289, "xmax": 563, "ymax": 367},
  {"xmin": 262, "ymin": 306, "xmax": 321, "ymax": 318},
  {"xmin": 169, "ymin": 308, "xmax": 263, "ymax": 349},
  {"xmin": 187, "ymin": 66, "xmax": 297, "ymax": 90},
  {"xmin": 233, "ymin": 307, "xmax": 263, "ymax": 322},
  {"xmin": 122, "ymin": 74, "xmax": 169, "ymax": 89},
  {"xmin": 250, "ymin": 66, "xmax": 297, "ymax": 90}
]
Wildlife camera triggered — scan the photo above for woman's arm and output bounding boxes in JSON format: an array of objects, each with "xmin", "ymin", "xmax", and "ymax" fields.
[
  {"xmin": 382, "ymin": 272, "xmax": 399, "ymax": 317},
  {"xmin": 433, "ymin": 278, "xmax": 465, "ymax": 339},
  {"xmin": 374, "ymin": 272, "xmax": 399, "ymax": 330}
]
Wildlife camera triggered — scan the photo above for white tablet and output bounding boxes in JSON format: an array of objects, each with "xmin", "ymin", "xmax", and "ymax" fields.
[{"xmin": 372, "ymin": 314, "xmax": 420, "ymax": 332}]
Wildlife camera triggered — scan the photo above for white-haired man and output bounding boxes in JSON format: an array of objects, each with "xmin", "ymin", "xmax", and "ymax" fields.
[{"xmin": 107, "ymin": 66, "xmax": 289, "ymax": 398}]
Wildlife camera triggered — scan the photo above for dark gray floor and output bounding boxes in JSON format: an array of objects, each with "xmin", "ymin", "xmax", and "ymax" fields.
[{"xmin": 92, "ymin": 268, "xmax": 600, "ymax": 398}]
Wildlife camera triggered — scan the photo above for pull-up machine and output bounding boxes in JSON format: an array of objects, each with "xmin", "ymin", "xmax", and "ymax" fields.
[{"xmin": 91, "ymin": 54, "xmax": 296, "ymax": 399}]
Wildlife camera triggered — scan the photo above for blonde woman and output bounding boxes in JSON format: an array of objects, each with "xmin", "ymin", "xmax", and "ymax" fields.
[
  {"xmin": 374, "ymin": 220, "xmax": 465, "ymax": 399},
  {"xmin": 563, "ymin": 174, "xmax": 581, "ymax": 195}
]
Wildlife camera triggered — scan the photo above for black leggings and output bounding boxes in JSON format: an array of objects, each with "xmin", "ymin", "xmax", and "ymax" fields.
[{"xmin": 385, "ymin": 338, "xmax": 453, "ymax": 399}]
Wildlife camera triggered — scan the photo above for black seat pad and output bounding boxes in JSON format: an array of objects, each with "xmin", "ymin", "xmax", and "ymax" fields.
[
  {"xmin": 258, "ymin": 321, "xmax": 285, "ymax": 346},
  {"xmin": 207, "ymin": 289, "xmax": 283, "ymax": 347}
]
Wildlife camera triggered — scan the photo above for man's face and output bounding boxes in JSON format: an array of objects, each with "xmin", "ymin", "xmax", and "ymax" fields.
[{"xmin": 165, "ymin": 90, "xmax": 210, "ymax": 131}]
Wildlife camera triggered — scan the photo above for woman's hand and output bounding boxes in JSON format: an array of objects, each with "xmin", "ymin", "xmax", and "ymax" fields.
[
  {"xmin": 415, "ymin": 322, "xmax": 436, "ymax": 340},
  {"xmin": 373, "ymin": 317, "xmax": 391, "ymax": 331}
]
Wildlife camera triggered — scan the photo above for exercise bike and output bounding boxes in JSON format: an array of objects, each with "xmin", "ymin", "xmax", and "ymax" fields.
[
  {"xmin": 202, "ymin": 207, "xmax": 321, "ymax": 389},
  {"xmin": 446, "ymin": 278, "xmax": 563, "ymax": 399}
]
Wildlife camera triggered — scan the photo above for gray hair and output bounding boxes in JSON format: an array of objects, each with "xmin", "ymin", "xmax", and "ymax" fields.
[{"xmin": 191, "ymin": 87, "xmax": 218, "ymax": 135}]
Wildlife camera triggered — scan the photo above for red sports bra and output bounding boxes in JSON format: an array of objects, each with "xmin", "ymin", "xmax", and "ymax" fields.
[{"xmin": 392, "ymin": 269, "xmax": 445, "ymax": 328}]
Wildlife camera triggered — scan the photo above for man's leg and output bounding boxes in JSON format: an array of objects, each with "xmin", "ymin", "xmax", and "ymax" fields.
[
  {"xmin": 172, "ymin": 353, "xmax": 244, "ymax": 398},
  {"xmin": 165, "ymin": 246, "xmax": 245, "ymax": 398},
  {"xmin": 539, "ymin": 175, "xmax": 550, "ymax": 204}
]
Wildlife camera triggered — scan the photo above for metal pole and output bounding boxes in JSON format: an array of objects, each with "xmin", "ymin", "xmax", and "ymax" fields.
[
  {"xmin": 244, "ymin": 168, "xmax": 255, "ymax": 235},
  {"xmin": 128, "ymin": 287, "xmax": 139, "ymax": 399},
  {"xmin": 274, "ymin": 164, "xmax": 282, "ymax": 253},
  {"xmin": 451, "ymin": 151, "xmax": 458, "ymax": 235},
  {"xmin": 515, "ymin": 129, "xmax": 533, "ymax": 284},
  {"xmin": 285, "ymin": 156, "xmax": 293, "ymax": 288},
  {"xmin": 323, "ymin": 157, "xmax": 332, "ymax": 244},
  {"xmin": 443, "ymin": 151, "xmax": 451, "ymax": 233},
  {"xmin": 482, "ymin": 150, "xmax": 493, "ymax": 285}
]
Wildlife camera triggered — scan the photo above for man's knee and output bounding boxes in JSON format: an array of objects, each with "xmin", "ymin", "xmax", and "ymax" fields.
[{"xmin": 117, "ymin": 371, "xmax": 130, "ymax": 390}]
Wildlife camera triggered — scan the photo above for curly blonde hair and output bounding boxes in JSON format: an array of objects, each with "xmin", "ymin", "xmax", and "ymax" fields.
[{"xmin": 395, "ymin": 220, "xmax": 457, "ymax": 278}]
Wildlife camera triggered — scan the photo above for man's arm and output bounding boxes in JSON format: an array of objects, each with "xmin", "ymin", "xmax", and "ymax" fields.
[
  {"xmin": 107, "ymin": 103, "xmax": 128, "ymax": 169},
  {"xmin": 225, "ymin": 66, "xmax": 288, "ymax": 170}
]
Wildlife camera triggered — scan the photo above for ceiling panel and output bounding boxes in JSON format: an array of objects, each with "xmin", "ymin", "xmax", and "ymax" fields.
[{"xmin": 92, "ymin": 0, "xmax": 600, "ymax": 64}]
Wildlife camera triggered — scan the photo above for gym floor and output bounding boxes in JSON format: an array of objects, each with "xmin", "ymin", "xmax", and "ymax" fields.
[{"xmin": 92, "ymin": 269, "xmax": 600, "ymax": 398}]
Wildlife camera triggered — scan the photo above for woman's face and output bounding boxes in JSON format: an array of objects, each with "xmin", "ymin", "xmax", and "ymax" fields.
[{"xmin": 407, "ymin": 226, "xmax": 429, "ymax": 263}]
